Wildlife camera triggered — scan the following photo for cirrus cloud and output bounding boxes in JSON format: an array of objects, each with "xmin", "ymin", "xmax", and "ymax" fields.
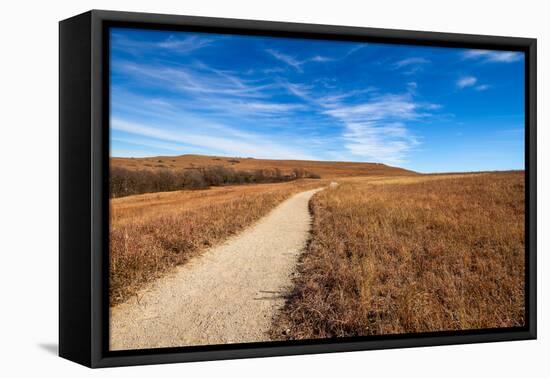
[
  {"xmin": 321, "ymin": 93, "xmax": 438, "ymax": 165},
  {"xmin": 457, "ymin": 76, "xmax": 478, "ymax": 89},
  {"xmin": 463, "ymin": 49, "xmax": 523, "ymax": 63}
]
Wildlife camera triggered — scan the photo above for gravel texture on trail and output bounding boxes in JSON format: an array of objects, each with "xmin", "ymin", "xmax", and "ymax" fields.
[{"xmin": 110, "ymin": 188, "xmax": 323, "ymax": 350}]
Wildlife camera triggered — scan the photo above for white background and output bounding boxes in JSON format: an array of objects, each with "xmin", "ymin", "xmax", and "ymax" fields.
[{"xmin": 0, "ymin": 0, "xmax": 547, "ymax": 376}]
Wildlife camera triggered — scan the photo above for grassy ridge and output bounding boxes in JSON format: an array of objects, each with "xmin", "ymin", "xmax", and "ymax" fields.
[
  {"xmin": 110, "ymin": 179, "xmax": 326, "ymax": 306},
  {"xmin": 272, "ymin": 172, "xmax": 525, "ymax": 338},
  {"xmin": 111, "ymin": 154, "xmax": 417, "ymax": 178}
]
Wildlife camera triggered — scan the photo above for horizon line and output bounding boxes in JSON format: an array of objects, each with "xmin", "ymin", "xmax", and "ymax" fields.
[{"xmin": 110, "ymin": 153, "xmax": 525, "ymax": 175}]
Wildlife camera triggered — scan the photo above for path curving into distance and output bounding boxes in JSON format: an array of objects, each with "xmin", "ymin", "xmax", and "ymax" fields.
[{"xmin": 110, "ymin": 188, "xmax": 324, "ymax": 350}]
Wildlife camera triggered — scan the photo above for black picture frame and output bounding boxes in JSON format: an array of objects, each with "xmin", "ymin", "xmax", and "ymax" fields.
[{"xmin": 59, "ymin": 9, "xmax": 537, "ymax": 368}]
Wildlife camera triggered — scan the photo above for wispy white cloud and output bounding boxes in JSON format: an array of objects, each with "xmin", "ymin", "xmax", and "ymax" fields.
[
  {"xmin": 457, "ymin": 76, "xmax": 478, "ymax": 89},
  {"xmin": 265, "ymin": 49, "xmax": 333, "ymax": 72},
  {"xmin": 279, "ymin": 81, "xmax": 378, "ymax": 110},
  {"xmin": 109, "ymin": 30, "xmax": 524, "ymax": 172},
  {"xmin": 147, "ymin": 98, "xmax": 176, "ymax": 109},
  {"xmin": 229, "ymin": 101, "xmax": 304, "ymax": 113},
  {"xmin": 463, "ymin": 49, "xmax": 523, "ymax": 63},
  {"xmin": 343, "ymin": 44, "xmax": 367, "ymax": 58},
  {"xmin": 262, "ymin": 67, "xmax": 286, "ymax": 74},
  {"xmin": 111, "ymin": 34, "xmax": 439, "ymax": 165},
  {"xmin": 266, "ymin": 49, "xmax": 304, "ymax": 71},
  {"xmin": 324, "ymin": 94, "xmax": 423, "ymax": 121},
  {"xmin": 157, "ymin": 35, "xmax": 212, "ymax": 52},
  {"xmin": 324, "ymin": 93, "xmax": 440, "ymax": 164},
  {"xmin": 112, "ymin": 136, "xmax": 187, "ymax": 152},
  {"xmin": 475, "ymin": 84, "xmax": 491, "ymax": 91},
  {"xmin": 198, "ymin": 98, "xmax": 306, "ymax": 118},
  {"xmin": 456, "ymin": 76, "xmax": 491, "ymax": 91},
  {"xmin": 317, "ymin": 88, "xmax": 377, "ymax": 108},
  {"xmin": 283, "ymin": 89, "xmax": 438, "ymax": 165},
  {"xmin": 113, "ymin": 60, "xmax": 274, "ymax": 98},
  {"xmin": 394, "ymin": 57, "xmax": 431, "ymax": 69},
  {"xmin": 279, "ymin": 81, "xmax": 313, "ymax": 102},
  {"xmin": 393, "ymin": 57, "xmax": 431, "ymax": 74},
  {"xmin": 278, "ymin": 74, "xmax": 442, "ymax": 164},
  {"xmin": 111, "ymin": 59, "xmax": 313, "ymax": 155},
  {"xmin": 343, "ymin": 121, "xmax": 419, "ymax": 165},
  {"xmin": 110, "ymin": 149, "xmax": 166, "ymax": 158},
  {"xmin": 424, "ymin": 103, "xmax": 443, "ymax": 110},
  {"xmin": 111, "ymin": 32, "xmax": 213, "ymax": 55},
  {"xmin": 310, "ymin": 55, "xmax": 332, "ymax": 62},
  {"xmin": 111, "ymin": 118, "xmax": 317, "ymax": 160},
  {"xmin": 407, "ymin": 81, "xmax": 418, "ymax": 93}
]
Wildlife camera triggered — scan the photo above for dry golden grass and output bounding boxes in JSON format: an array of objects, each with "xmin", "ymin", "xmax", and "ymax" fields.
[
  {"xmin": 271, "ymin": 172, "xmax": 525, "ymax": 339},
  {"xmin": 111, "ymin": 154, "xmax": 416, "ymax": 178},
  {"xmin": 110, "ymin": 179, "xmax": 326, "ymax": 306}
]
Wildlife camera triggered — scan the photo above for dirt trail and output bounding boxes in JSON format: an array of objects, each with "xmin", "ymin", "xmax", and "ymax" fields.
[{"xmin": 110, "ymin": 188, "xmax": 323, "ymax": 350}]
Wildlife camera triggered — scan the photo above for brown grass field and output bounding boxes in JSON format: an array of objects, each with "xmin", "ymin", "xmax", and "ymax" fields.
[
  {"xmin": 271, "ymin": 171, "xmax": 525, "ymax": 338},
  {"xmin": 109, "ymin": 156, "xmax": 416, "ymax": 306},
  {"xmin": 110, "ymin": 153, "xmax": 525, "ymax": 336},
  {"xmin": 110, "ymin": 178, "xmax": 328, "ymax": 305},
  {"xmin": 111, "ymin": 154, "xmax": 416, "ymax": 178}
]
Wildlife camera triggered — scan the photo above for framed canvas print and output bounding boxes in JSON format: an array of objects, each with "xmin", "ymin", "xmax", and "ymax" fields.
[{"xmin": 59, "ymin": 10, "xmax": 536, "ymax": 368}]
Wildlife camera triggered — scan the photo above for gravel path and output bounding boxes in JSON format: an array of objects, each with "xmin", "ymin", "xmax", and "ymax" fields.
[{"xmin": 110, "ymin": 188, "xmax": 323, "ymax": 350}]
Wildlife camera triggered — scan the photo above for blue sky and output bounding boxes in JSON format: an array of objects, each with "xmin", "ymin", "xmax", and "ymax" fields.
[{"xmin": 110, "ymin": 28, "xmax": 525, "ymax": 173}]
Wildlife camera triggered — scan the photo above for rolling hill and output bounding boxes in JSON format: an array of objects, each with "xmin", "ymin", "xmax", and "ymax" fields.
[{"xmin": 111, "ymin": 154, "xmax": 418, "ymax": 178}]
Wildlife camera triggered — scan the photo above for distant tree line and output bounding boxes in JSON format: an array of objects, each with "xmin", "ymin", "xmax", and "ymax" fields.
[{"xmin": 110, "ymin": 166, "xmax": 321, "ymax": 198}]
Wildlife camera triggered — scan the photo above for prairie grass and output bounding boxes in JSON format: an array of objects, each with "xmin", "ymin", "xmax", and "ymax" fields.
[
  {"xmin": 112, "ymin": 154, "xmax": 416, "ymax": 178},
  {"xmin": 109, "ymin": 179, "xmax": 326, "ymax": 306},
  {"xmin": 272, "ymin": 172, "xmax": 525, "ymax": 338}
]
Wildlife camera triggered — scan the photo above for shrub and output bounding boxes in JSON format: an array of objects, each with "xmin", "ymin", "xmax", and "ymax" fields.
[
  {"xmin": 182, "ymin": 170, "xmax": 208, "ymax": 189},
  {"xmin": 110, "ymin": 165, "xmax": 321, "ymax": 198}
]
